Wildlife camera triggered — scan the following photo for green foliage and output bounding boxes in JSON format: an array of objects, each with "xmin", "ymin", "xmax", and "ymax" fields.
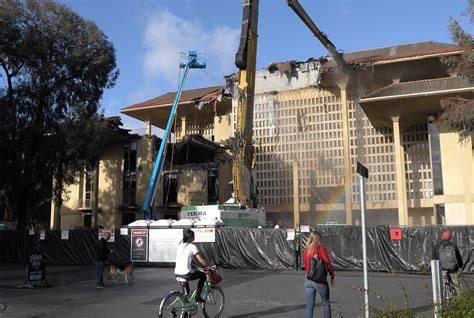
[
  {"xmin": 369, "ymin": 308, "xmax": 414, "ymax": 318},
  {"xmin": 0, "ymin": 0, "xmax": 118, "ymax": 227},
  {"xmin": 439, "ymin": 97, "xmax": 474, "ymax": 139},
  {"xmin": 440, "ymin": 1, "xmax": 474, "ymax": 139},
  {"xmin": 440, "ymin": 289, "xmax": 474, "ymax": 318},
  {"xmin": 356, "ymin": 282, "xmax": 474, "ymax": 318}
]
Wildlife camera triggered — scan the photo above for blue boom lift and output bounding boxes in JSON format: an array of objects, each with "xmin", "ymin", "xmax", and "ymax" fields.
[{"xmin": 141, "ymin": 51, "xmax": 205, "ymax": 220}]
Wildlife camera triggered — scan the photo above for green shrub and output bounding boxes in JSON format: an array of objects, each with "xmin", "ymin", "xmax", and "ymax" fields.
[
  {"xmin": 440, "ymin": 289, "xmax": 474, "ymax": 318},
  {"xmin": 369, "ymin": 308, "xmax": 414, "ymax": 318}
]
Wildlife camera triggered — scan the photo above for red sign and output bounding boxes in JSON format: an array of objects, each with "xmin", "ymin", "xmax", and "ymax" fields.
[
  {"xmin": 390, "ymin": 228, "xmax": 402, "ymax": 240},
  {"xmin": 132, "ymin": 229, "xmax": 148, "ymax": 236}
]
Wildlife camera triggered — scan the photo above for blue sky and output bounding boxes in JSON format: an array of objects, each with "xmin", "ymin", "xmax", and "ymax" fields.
[{"xmin": 59, "ymin": 0, "xmax": 469, "ymax": 130}]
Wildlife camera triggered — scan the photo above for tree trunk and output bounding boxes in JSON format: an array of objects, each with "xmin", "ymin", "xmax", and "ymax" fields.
[
  {"xmin": 51, "ymin": 170, "xmax": 64, "ymax": 230},
  {"xmin": 53, "ymin": 201, "xmax": 61, "ymax": 230}
]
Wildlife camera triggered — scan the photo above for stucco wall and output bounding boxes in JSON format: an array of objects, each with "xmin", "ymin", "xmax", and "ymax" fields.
[
  {"xmin": 97, "ymin": 146, "xmax": 122, "ymax": 214},
  {"xmin": 177, "ymin": 169, "xmax": 208, "ymax": 206},
  {"xmin": 408, "ymin": 207, "xmax": 435, "ymax": 225},
  {"xmin": 445, "ymin": 203, "xmax": 467, "ymax": 225},
  {"xmin": 439, "ymin": 131, "xmax": 465, "ymax": 195},
  {"xmin": 214, "ymin": 114, "xmax": 232, "ymax": 142},
  {"xmin": 60, "ymin": 214, "xmax": 84, "ymax": 230},
  {"xmin": 439, "ymin": 131, "xmax": 473, "ymax": 224}
]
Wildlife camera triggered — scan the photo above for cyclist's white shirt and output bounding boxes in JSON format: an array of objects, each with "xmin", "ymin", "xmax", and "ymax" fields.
[{"xmin": 175, "ymin": 242, "xmax": 199, "ymax": 275}]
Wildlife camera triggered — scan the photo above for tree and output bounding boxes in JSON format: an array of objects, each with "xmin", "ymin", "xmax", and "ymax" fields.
[
  {"xmin": 440, "ymin": 1, "xmax": 474, "ymax": 139},
  {"xmin": 0, "ymin": 0, "xmax": 118, "ymax": 229}
]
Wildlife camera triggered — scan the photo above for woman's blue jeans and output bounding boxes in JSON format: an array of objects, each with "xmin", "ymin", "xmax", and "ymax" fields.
[{"xmin": 304, "ymin": 278, "xmax": 331, "ymax": 318}]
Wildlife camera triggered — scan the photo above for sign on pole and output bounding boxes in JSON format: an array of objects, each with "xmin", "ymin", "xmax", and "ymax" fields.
[
  {"xmin": 40, "ymin": 230, "xmax": 46, "ymax": 240},
  {"xmin": 131, "ymin": 229, "xmax": 148, "ymax": 262},
  {"xmin": 300, "ymin": 225, "xmax": 310, "ymax": 233},
  {"xmin": 193, "ymin": 228, "xmax": 216, "ymax": 243},
  {"xmin": 98, "ymin": 229, "xmax": 115, "ymax": 242},
  {"xmin": 287, "ymin": 228, "xmax": 295, "ymax": 240},
  {"xmin": 357, "ymin": 161, "xmax": 370, "ymax": 318},
  {"xmin": 61, "ymin": 230, "xmax": 69, "ymax": 240}
]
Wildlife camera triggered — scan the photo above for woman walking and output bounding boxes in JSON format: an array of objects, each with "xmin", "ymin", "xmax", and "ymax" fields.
[{"xmin": 303, "ymin": 230, "xmax": 335, "ymax": 318}]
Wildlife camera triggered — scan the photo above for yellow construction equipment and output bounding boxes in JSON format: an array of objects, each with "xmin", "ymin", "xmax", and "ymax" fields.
[{"xmin": 232, "ymin": 0, "xmax": 347, "ymax": 208}]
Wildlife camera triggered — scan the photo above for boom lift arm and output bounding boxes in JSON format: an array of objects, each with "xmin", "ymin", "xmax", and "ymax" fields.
[{"xmin": 141, "ymin": 51, "xmax": 205, "ymax": 220}]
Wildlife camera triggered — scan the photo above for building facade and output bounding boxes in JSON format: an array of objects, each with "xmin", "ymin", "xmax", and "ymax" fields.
[
  {"xmin": 50, "ymin": 118, "xmax": 158, "ymax": 229},
  {"xmin": 245, "ymin": 42, "xmax": 473, "ymax": 226},
  {"xmin": 121, "ymin": 41, "xmax": 473, "ymax": 227},
  {"xmin": 51, "ymin": 87, "xmax": 236, "ymax": 230}
]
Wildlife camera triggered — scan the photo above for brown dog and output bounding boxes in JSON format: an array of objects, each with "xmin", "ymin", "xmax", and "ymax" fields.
[{"xmin": 108, "ymin": 263, "xmax": 134, "ymax": 283}]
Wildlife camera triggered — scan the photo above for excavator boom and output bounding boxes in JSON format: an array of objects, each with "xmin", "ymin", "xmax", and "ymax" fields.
[
  {"xmin": 232, "ymin": 0, "xmax": 259, "ymax": 207},
  {"xmin": 287, "ymin": 0, "xmax": 348, "ymax": 71},
  {"xmin": 231, "ymin": 0, "xmax": 347, "ymax": 208}
]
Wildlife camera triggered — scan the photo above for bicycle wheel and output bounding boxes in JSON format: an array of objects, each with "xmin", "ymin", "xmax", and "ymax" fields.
[
  {"xmin": 202, "ymin": 286, "xmax": 225, "ymax": 318},
  {"xmin": 445, "ymin": 281, "xmax": 457, "ymax": 300},
  {"xmin": 158, "ymin": 291, "xmax": 185, "ymax": 318}
]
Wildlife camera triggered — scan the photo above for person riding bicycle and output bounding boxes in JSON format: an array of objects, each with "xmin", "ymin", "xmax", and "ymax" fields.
[
  {"xmin": 432, "ymin": 231, "xmax": 463, "ymax": 293},
  {"xmin": 175, "ymin": 229, "xmax": 212, "ymax": 302}
]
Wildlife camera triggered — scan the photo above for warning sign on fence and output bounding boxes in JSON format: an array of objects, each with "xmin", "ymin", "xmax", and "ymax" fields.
[
  {"xmin": 131, "ymin": 229, "xmax": 148, "ymax": 262},
  {"xmin": 287, "ymin": 229, "xmax": 295, "ymax": 240},
  {"xmin": 98, "ymin": 229, "xmax": 115, "ymax": 242},
  {"xmin": 390, "ymin": 228, "xmax": 402, "ymax": 240},
  {"xmin": 61, "ymin": 230, "xmax": 69, "ymax": 240},
  {"xmin": 193, "ymin": 228, "xmax": 216, "ymax": 243},
  {"xmin": 300, "ymin": 225, "xmax": 310, "ymax": 233}
]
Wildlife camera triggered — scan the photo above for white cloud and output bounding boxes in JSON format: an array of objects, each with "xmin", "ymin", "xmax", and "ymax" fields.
[{"xmin": 142, "ymin": 9, "xmax": 240, "ymax": 85}]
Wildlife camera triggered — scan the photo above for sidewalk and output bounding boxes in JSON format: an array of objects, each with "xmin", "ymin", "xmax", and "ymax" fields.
[{"xmin": 1, "ymin": 264, "xmax": 469, "ymax": 317}]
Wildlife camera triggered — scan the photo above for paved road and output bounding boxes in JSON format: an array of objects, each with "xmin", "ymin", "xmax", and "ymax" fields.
[{"xmin": 0, "ymin": 264, "xmax": 471, "ymax": 318}]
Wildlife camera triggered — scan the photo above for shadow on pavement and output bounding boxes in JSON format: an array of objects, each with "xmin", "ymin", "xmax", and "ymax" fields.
[
  {"xmin": 226, "ymin": 304, "xmax": 306, "ymax": 317},
  {"xmin": 227, "ymin": 301, "xmax": 338, "ymax": 317}
]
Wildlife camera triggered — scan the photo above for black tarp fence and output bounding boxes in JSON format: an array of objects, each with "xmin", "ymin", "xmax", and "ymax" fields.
[{"xmin": 1, "ymin": 226, "xmax": 473, "ymax": 273}]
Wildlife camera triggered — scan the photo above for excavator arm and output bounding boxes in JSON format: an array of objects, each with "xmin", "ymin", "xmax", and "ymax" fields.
[
  {"xmin": 232, "ymin": 0, "xmax": 259, "ymax": 207},
  {"xmin": 287, "ymin": 0, "xmax": 348, "ymax": 72},
  {"xmin": 231, "ymin": 0, "xmax": 347, "ymax": 208}
]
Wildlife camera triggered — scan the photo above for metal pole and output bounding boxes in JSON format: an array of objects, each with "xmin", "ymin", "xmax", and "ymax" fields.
[
  {"xmin": 293, "ymin": 159, "xmax": 300, "ymax": 229},
  {"xmin": 431, "ymin": 259, "xmax": 442, "ymax": 318},
  {"xmin": 359, "ymin": 174, "xmax": 369, "ymax": 318}
]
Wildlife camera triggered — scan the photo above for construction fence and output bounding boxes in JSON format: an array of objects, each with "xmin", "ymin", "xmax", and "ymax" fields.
[{"xmin": 0, "ymin": 226, "xmax": 473, "ymax": 273}]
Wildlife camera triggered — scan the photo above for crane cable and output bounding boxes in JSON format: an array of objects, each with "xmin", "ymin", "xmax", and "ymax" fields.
[{"xmin": 200, "ymin": 68, "xmax": 221, "ymax": 86}]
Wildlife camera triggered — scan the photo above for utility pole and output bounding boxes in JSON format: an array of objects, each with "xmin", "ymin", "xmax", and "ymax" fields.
[
  {"xmin": 293, "ymin": 159, "xmax": 300, "ymax": 229},
  {"xmin": 357, "ymin": 162, "xmax": 369, "ymax": 318}
]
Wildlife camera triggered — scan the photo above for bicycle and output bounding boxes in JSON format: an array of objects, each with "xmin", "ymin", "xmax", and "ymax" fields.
[
  {"xmin": 158, "ymin": 268, "xmax": 225, "ymax": 318},
  {"xmin": 442, "ymin": 270, "xmax": 458, "ymax": 301}
]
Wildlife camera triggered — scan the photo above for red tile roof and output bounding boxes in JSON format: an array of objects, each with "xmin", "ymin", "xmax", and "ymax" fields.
[
  {"xmin": 361, "ymin": 77, "xmax": 473, "ymax": 100},
  {"xmin": 323, "ymin": 41, "xmax": 461, "ymax": 70},
  {"xmin": 122, "ymin": 85, "xmax": 223, "ymax": 111}
]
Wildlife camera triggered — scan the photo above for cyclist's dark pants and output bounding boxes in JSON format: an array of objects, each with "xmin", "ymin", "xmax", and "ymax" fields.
[{"xmin": 177, "ymin": 271, "xmax": 206, "ymax": 295}]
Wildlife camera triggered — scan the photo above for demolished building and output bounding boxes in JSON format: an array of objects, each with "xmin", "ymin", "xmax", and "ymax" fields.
[
  {"xmin": 226, "ymin": 41, "xmax": 472, "ymax": 226},
  {"xmin": 48, "ymin": 40, "xmax": 473, "ymax": 229}
]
